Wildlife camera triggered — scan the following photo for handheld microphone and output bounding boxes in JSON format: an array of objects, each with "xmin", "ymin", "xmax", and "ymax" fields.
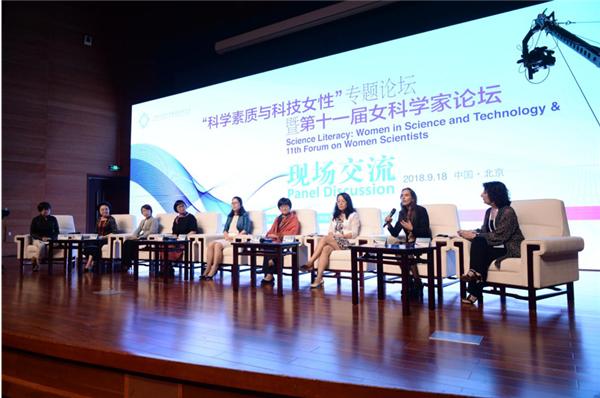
[{"xmin": 383, "ymin": 208, "xmax": 396, "ymax": 228}]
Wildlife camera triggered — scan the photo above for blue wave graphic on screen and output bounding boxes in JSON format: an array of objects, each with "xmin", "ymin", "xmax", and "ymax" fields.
[{"xmin": 131, "ymin": 144, "xmax": 286, "ymax": 214}]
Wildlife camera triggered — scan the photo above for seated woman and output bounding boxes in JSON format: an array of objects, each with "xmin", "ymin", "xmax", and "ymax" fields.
[
  {"xmin": 120, "ymin": 204, "xmax": 158, "ymax": 272},
  {"xmin": 163, "ymin": 200, "xmax": 198, "ymax": 275},
  {"xmin": 202, "ymin": 196, "xmax": 250, "ymax": 280},
  {"xmin": 29, "ymin": 201, "xmax": 60, "ymax": 272},
  {"xmin": 457, "ymin": 181, "xmax": 524, "ymax": 305},
  {"xmin": 261, "ymin": 197, "xmax": 300, "ymax": 285},
  {"xmin": 84, "ymin": 201, "xmax": 118, "ymax": 272},
  {"xmin": 385, "ymin": 187, "xmax": 431, "ymax": 295},
  {"xmin": 300, "ymin": 193, "xmax": 360, "ymax": 288}
]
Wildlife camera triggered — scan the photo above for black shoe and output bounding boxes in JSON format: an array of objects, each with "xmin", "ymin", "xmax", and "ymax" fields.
[
  {"xmin": 460, "ymin": 270, "xmax": 482, "ymax": 283},
  {"xmin": 84, "ymin": 265, "xmax": 95, "ymax": 273},
  {"xmin": 461, "ymin": 295, "xmax": 478, "ymax": 305},
  {"xmin": 200, "ymin": 275, "xmax": 207, "ymax": 280},
  {"xmin": 261, "ymin": 277, "xmax": 275, "ymax": 285},
  {"xmin": 32, "ymin": 262, "xmax": 40, "ymax": 272}
]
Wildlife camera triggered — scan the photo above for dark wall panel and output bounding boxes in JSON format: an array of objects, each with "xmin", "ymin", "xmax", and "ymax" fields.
[{"xmin": 2, "ymin": 2, "xmax": 121, "ymax": 254}]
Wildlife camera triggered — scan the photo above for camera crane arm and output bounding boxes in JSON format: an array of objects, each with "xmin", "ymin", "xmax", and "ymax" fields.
[{"xmin": 518, "ymin": 10, "xmax": 600, "ymax": 79}]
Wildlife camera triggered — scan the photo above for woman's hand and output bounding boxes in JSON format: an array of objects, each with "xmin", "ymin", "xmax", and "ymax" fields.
[
  {"xmin": 400, "ymin": 219, "xmax": 413, "ymax": 231},
  {"xmin": 458, "ymin": 230, "xmax": 477, "ymax": 240},
  {"xmin": 384, "ymin": 215, "xmax": 392, "ymax": 224},
  {"xmin": 328, "ymin": 232, "xmax": 334, "ymax": 237},
  {"xmin": 239, "ymin": 230, "xmax": 247, "ymax": 235},
  {"xmin": 267, "ymin": 234, "xmax": 278, "ymax": 239},
  {"xmin": 225, "ymin": 236, "xmax": 234, "ymax": 242},
  {"xmin": 42, "ymin": 237, "xmax": 50, "ymax": 242}
]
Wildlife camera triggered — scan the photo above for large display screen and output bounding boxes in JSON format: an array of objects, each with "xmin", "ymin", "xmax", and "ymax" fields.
[{"xmin": 131, "ymin": 1, "xmax": 599, "ymax": 269}]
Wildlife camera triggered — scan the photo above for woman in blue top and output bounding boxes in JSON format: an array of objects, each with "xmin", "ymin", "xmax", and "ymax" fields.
[{"xmin": 202, "ymin": 196, "xmax": 250, "ymax": 280}]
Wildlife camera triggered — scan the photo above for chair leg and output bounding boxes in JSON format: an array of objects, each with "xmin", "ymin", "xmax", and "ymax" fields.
[
  {"xmin": 359, "ymin": 268, "xmax": 365, "ymax": 290},
  {"xmin": 528, "ymin": 287, "xmax": 537, "ymax": 311},
  {"xmin": 500, "ymin": 287, "xmax": 506, "ymax": 304},
  {"xmin": 566, "ymin": 282, "xmax": 575, "ymax": 301}
]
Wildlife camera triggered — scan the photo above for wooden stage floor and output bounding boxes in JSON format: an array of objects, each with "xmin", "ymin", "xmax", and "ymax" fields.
[{"xmin": 2, "ymin": 257, "xmax": 600, "ymax": 398}]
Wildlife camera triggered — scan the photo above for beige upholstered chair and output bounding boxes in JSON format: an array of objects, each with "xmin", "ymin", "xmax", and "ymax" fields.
[
  {"xmin": 191, "ymin": 212, "xmax": 222, "ymax": 264},
  {"xmin": 382, "ymin": 204, "xmax": 459, "ymax": 290},
  {"xmin": 191, "ymin": 210, "xmax": 265, "ymax": 275},
  {"xmin": 245, "ymin": 208, "xmax": 320, "ymax": 269},
  {"xmin": 304, "ymin": 207, "xmax": 383, "ymax": 287},
  {"xmin": 15, "ymin": 215, "xmax": 77, "ymax": 269},
  {"xmin": 137, "ymin": 213, "xmax": 179, "ymax": 262},
  {"xmin": 452, "ymin": 199, "xmax": 584, "ymax": 310},
  {"xmin": 221, "ymin": 210, "xmax": 266, "ymax": 265},
  {"xmin": 102, "ymin": 214, "xmax": 136, "ymax": 265}
]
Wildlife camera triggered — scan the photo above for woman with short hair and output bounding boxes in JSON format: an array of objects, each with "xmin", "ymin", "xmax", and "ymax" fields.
[
  {"xmin": 84, "ymin": 201, "xmax": 118, "ymax": 272},
  {"xmin": 163, "ymin": 200, "xmax": 198, "ymax": 275},
  {"xmin": 29, "ymin": 202, "xmax": 60, "ymax": 272},
  {"xmin": 120, "ymin": 204, "xmax": 158, "ymax": 272},
  {"xmin": 261, "ymin": 197, "xmax": 300, "ymax": 285}
]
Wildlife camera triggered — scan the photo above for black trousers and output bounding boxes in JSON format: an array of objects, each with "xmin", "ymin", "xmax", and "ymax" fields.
[
  {"xmin": 263, "ymin": 257, "xmax": 277, "ymax": 275},
  {"xmin": 467, "ymin": 237, "xmax": 506, "ymax": 299},
  {"xmin": 83, "ymin": 240, "xmax": 107, "ymax": 258},
  {"xmin": 121, "ymin": 239, "xmax": 135, "ymax": 270}
]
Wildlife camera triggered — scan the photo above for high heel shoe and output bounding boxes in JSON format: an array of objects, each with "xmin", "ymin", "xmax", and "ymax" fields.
[
  {"xmin": 204, "ymin": 271, "xmax": 218, "ymax": 280},
  {"xmin": 460, "ymin": 269, "xmax": 481, "ymax": 283},
  {"xmin": 32, "ymin": 259, "xmax": 40, "ymax": 272},
  {"xmin": 309, "ymin": 279, "xmax": 324, "ymax": 288},
  {"xmin": 300, "ymin": 263, "xmax": 313, "ymax": 272},
  {"xmin": 461, "ymin": 295, "xmax": 478, "ymax": 305}
]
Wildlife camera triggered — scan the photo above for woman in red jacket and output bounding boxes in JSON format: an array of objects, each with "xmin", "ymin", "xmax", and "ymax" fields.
[{"xmin": 261, "ymin": 197, "xmax": 300, "ymax": 285}]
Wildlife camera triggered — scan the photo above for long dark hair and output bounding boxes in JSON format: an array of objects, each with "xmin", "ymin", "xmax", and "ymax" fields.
[
  {"xmin": 483, "ymin": 181, "xmax": 511, "ymax": 207},
  {"xmin": 332, "ymin": 193, "xmax": 356, "ymax": 220},
  {"xmin": 399, "ymin": 187, "xmax": 418, "ymax": 225},
  {"xmin": 227, "ymin": 196, "xmax": 247, "ymax": 217}
]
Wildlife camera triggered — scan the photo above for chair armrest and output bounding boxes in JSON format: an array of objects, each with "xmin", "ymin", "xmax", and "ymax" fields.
[
  {"xmin": 523, "ymin": 236, "xmax": 585, "ymax": 255},
  {"xmin": 147, "ymin": 234, "xmax": 166, "ymax": 240},
  {"xmin": 289, "ymin": 235, "xmax": 306, "ymax": 245},
  {"xmin": 234, "ymin": 235, "xmax": 254, "ymax": 243},
  {"xmin": 353, "ymin": 234, "xmax": 387, "ymax": 246},
  {"xmin": 15, "ymin": 234, "xmax": 32, "ymax": 244},
  {"xmin": 303, "ymin": 235, "xmax": 324, "ymax": 246},
  {"xmin": 189, "ymin": 233, "xmax": 223, "ymax": 244},
  {"xmin": 111, "ymin": 233, "xmax": 133, "ymax": 239},
  {"xmin": 450, "ymin": 237, "xmax": 472, "ymax": 249}
]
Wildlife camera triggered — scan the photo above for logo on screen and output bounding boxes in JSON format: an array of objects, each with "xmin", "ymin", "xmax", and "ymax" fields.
[{"xmin": 139, "ymin": 113, "xmax": 150, "ymax": 129}]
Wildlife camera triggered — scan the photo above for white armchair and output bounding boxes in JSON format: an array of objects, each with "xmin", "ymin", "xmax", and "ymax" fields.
[
  {"xmin": 304, "ymin": 207, "xmax": 383, "ymax": 287},
  {"xmin": 221, "ymin": 210, "xmax": 266, "ymax": 265},
  {"xmin": 452, "ymin": 199, "xmax": 584, "ymax": 310},
  {"xmin": 381, "ymin": 204, "xmax": 460, "ymax": 292},
  {"xmin": 247, "ymin": 208, "xmax": 320, "ymax": 269},
  {"xmin": 190, "ymin": 212, "xmax": 223, "ymax": 264},
  {"xmin": 190, "ymin": 210, "xmax": 266, "ymax": 276},
  {"xmin": 138, "ymin": 213, "xmax": 179, "ymax": 263},
  {"xmin": 15, "ymin": 215, "xmax": 76, "ymax": 270},
  {"xmin": 101, "ymin": 214, "xmax": 136, "ymax": 267}
]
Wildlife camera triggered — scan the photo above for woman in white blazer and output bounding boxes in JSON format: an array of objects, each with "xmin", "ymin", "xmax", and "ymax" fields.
[{"xmin": 300, "ymin": 193, "xmax": 360, "ymax": 288}]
